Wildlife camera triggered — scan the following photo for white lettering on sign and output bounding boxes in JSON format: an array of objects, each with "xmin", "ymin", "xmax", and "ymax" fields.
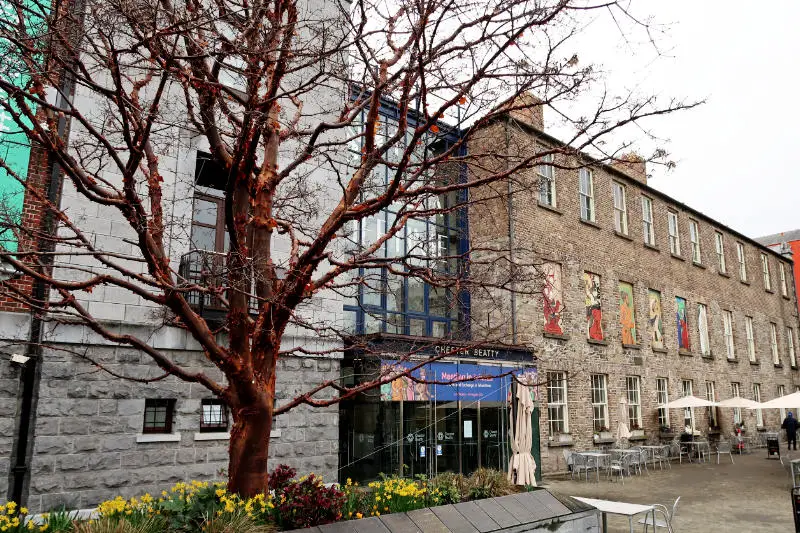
[{"xmin": 433, "ymin": 345, "xmax": 502, "ymax": 359}]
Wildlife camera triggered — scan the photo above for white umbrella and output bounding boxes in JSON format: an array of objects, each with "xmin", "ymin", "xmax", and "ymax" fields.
[
  {"xmin": 759, "ymin": 391, "xmax": 800, "ymax": 409},
  {"xmin": 658, "ymin": 395, "xmax": 717, "ymax": 437},
  {"xmin": 717, "ymin": 397, "xmax": 763, "ymax": 409},
  {"xmin": 508, "ymin": 382, "xmax": 537, "ymax": 486},
  {"xmin": 617, "ymin": 397, "xmax": 631, "ymax": 442}
]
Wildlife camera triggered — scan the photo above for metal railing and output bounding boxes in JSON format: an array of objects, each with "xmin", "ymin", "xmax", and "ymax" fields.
[{"xmin": 178, "ymin": 249, "xmax": 259, "ymax": 317}]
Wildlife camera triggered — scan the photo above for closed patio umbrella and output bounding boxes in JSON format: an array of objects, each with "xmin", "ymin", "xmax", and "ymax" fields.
[
  {"xmin": 617, "ymin": 397, "xmax": 631, "ymax": 443},
  {"xmin": 508, "ymin": 382, "xmax": 537, "ymax": 486},
  {"xmin": 658, "ymin": 395, "xmax": 717, "ymax": 437}
]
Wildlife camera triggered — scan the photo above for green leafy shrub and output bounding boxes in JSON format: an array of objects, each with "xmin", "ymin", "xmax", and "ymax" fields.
[
  {"xmin": 429, "ymin": 472, "xmax": 466, "ymax": 504},
  {"xmin": 467, "ymin": 468, "xmax": 516, "ymax": 500}
]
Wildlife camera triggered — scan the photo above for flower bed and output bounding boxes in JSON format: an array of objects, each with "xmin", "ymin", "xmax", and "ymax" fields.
[{"xmin": 3, "ymin": 466, "xmax": 524, "ymax": 532}]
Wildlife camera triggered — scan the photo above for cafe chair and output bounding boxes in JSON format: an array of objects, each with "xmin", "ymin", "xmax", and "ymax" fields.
[
  {"xmin": 570, "ymin": 452, "xmax": 590, "ymax": 481},
  {"xmin": 716, "ymin": 440, "xmax": 735, "ymax": 464},
  {"xmin": 638, "ymin": 496, "xmax": 680, "ymax": 532}
]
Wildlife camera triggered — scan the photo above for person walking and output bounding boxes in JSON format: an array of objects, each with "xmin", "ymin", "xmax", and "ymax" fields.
[{"xmin": 782, "ymin": 412, "xmax": 799, "ymax": 451}]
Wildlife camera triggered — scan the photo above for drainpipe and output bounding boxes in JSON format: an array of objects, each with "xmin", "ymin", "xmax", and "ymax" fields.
[
  {"xmin": 505, "ymin": 119, "xmax": 518, "ymax": 344},
  {"xmin": 9, "ymin": 66, "xmax": 74, "ymax": 507}
]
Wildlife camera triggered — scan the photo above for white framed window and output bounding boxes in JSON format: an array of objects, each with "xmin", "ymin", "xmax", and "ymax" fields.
[
  {"xmin": 715, "ymin": 232, "xmax": 726, "ymax": 273},
  {"xmin": 753, "ymin": 383, "xmax": 763, "ymax": 427},
  {"xmin": 706, "ymin": 381, "xmax": 718, "ymax": 428},
  {"xmin": 656, "ymin": 378, "xmax": 670, "ymax": 428},
  {"xmin": 538, "ymin": 154, "xmax": 556, "ymax": 206},
  {"xmin": 761, "ymin": 253, "xmax": 772, "ymax": 291},
  {"xmin": 780, "ymin": 263, "xmax": 789, "ymax": 297},
  {"xmin": 745, "ymin": 316, "xmax": 756, "ymax": 362},
  {"xmin": 682, "ymin": 379, "xmax": 694, "ymax": 429},
  {"xmin": 736, "ymin": 242, "xmax": 747, "ymax": 282},
  {"xmin": 788, "ymin": 327, "xmax": 797, "ymax": 368},
  {"xmin": 667, "ymin": 211, "xmax": 680, "ymax": 255},
  {"xmin": 731, "ymin": 382, "xmax": 742, "ymax": 424},
  {"xmin": 547, "ymin": 371, "xmax": 569, "ymax": 435},
  {"xmin": 771, "ymin": 323, "xmax": 780, "ymax": 366},
  {"xmin": 626, "ymin": 376, "xmax": 642, "ymax": 429},
  {"xmin": 642, "ymin": 197, "xmax": 655, "ymax": 246},
  {"xmin": 591, "ymin": 374, "xmax": 609, "ymax": 432},
  {"xmin": 723, "ymin": 310, "xmax": 735, "ymax": 360},
  {"xmin": 579, "ymin": 168, "xmax": 595, "ymax": 222},
  {"xmin": 689, "ymin": 219, "xmax": 701, "ymax": 263},
  {"xmin": 612, "ymin": 181, "xmax": 628, "ymax": 234},
  {"xmin": 778, "ymin": 384, "xmax": 787, "ymax": 422},
  {"xmin": 698, "ymin": 303, "xmax": 710, "ymax": 356}
]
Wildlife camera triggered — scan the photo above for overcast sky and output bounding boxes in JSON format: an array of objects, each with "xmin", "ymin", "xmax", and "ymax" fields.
[{"xmin": 563, "ymin": 1, "xmax": 800, "ymax": 240}]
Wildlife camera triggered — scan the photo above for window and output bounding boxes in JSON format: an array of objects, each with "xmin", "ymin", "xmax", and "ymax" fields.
[
  {"xmin": 200, "ymin": 399, "xmax": 229, "ymax": 432},
  {"xmin": 745, "ymin": 316, "xmax": 756, "ymax": 362},
  {"xmin": 626, "ymin": 376, "xmax": 642, "ymax": 430},
  {"xmin": 619, "ymin": 281, "xmax": 637, "ymax": 345},
  {"xmin": 788, "ymin": 327, "xmax": 797, "ymax": 368},
  {"xmin": 781, "ymin": 263, "xmax": 789, "ymax": 297},
  {"xmin": 761, "ymin": 253, "xmax": 772, "ymax": 291},
  {"xmin": 706, "ymin": 381, "xmax": 718, "ymax": 428},
  {"xmin": 538, "ymin": 154, "xmax": 556, "ymax": 206},
  {"xmin": 641, "ymin": 196, "xmax": 655, "ymax": 245},
  {"xmin": 143, "ymin": 399, "xmax": 176, "ymax": 434},
  {"xmin": 697, "ymin": 303, "xmax": 710, "ymax": 356},
  {"xmin": 656, "ymin": 378, "xmax": 670, "ymax": 428},
  {"xmin": 547, "ymin": 372, "xmax": 569, "ymax": 435},
  {"xmin": 723, "ymin": 310, "xmax": 735, "ymax": 360},
  {"xmin": 689, "ymin": 219, "xmax": 701, "ymax": 263},
  {"xmin": 682, "ymin": 380, "xmax": 694, "ymax": 429},
  {"xmin": 736, "ymin": 242, "xmax": 747, "ymax": 282},
  {"xmin": 676, "ymin": 296, "xmax": 690, "ymax": 351},
  {"xmin": 591, "ymin": 374, "xmax": 609, "ymax": 431},
  {"xmin": 779, "ymin": 385, "xmax": 787, "ymax": 422},
  {"xmin": 579, "ymin": 168, "xmax": 595, "ymax": 222},
  {"xmin": 731, "ymin": 382, "xmax": 742, "ymax": 424},
  {"xmin": 771, "ymin": 323, "xmax": 780, "ymax": 366},
  {"xmin": 667, "ymin": 211, "xmax": 680, "ymax": 255},
  {"xmin": 715, "ymin": 232, "xmax": 726, "ymax": 273},
  {"xmin": 612, "ymin": 182, "xmax": 628, "ymax": 234},
  {"xmin": 753, "ymin": 384, "xmax": 763, "ymax": 427}
]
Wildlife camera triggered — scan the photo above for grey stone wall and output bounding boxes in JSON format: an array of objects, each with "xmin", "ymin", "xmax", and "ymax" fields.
[{"xmin": 15, "ymin": 333, "xmax": 339, "ymax": 512}]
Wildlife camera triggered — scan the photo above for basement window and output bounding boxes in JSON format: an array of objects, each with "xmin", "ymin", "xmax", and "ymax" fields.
[
  {"xmin": 200, "ymin": 399, "xmax": 229, "ymax": 432},
  {"xmin": 142, "ymin": 399, "xmax": 176, "ymax": 434}
]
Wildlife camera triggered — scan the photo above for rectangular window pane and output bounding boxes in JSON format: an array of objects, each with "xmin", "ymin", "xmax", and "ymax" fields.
[
  {"xmin": 746, "ymin": 316, "xmax": 756, "ymax": 362},
  {"xmin": 706, "ymin": 381, "xmax": 718, "ymax": 428},
  {"xmin": 723, "ymin": 310, "xmax": 735, "ymax": 360},
  {"xmin": 788, "ymin": 328, "xmax": 797, "ymax": 368},
  {"xmin": 754, "ymin": 384, "xmax": 763, "ymax": 427},
  {"xmin": 781, "ymin": 263, "xmax": 789, "ymax": 296},
  {"xmin": 668, "ymin": 211, "xmax": 680, "ymax": 255},
  {"xmin": 143, "ymin": 399, "xmax": 174, "ymax": 434},
  {"xmin": 656, "ymin": 378, "xmax": 669, "ymax": 428},
  {"xmin": 579, "ymin": 169, "xmax": 594, "ymax": 222},
  {"xmin": 626, "ymin": 376, "xmax": 642, "ymax": 429},
  {"xmin": 547, "ymin": 372, "xmax": 568, "ymax": 434},
  {"xmin": 642, "ymin": 197, "xmax": 654, "ymax": 245},
  {"xmin": 676, "ymin": 297, "xmax": 690, "ymax": 351},
  {"xmin": 612, "ymin": 182, "xmax": 628, "ymax": 234},
  {"xmin": 771, "ymin": 323, "xmax": 780, "ymax": 365},
  {"xmin": 591, "ymin": 374, "xmax": 608, "ymax": 431},
  {"xmin": 619, "ymin": 282, "xmax": 637, "ymax": 345},
  {"xmin": 732, "ymin": 382, "xmax": 741, "ymax": 424},
  {"xmin": 538, "ymin": 154, "xmax": 555, "ymax": 206},
  {"xmin": 761, "ymin": 254, "xmax": 772, "ymax": 291},
  {"xmin": 689, "ymin": 220, "xmax": 701, "ymax": 263},
  {"xmin": 698, "ymin": 303, "xmax": 710, "ymax": 356},
  {"xmin": 681, "ymin": 380, "xmax": 694, "ymax": 429},
  {"xmin": 715, "ymin": 232, "xmax": 726, "ymax": 273},
  {"xmin": 737, "ymin": 243, "xmax": 747, "ymax": 281}
]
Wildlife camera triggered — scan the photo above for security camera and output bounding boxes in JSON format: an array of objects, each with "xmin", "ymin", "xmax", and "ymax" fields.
[{"xmin": 10, "ymin": 353, "xmax": 30, "ymax": 365}]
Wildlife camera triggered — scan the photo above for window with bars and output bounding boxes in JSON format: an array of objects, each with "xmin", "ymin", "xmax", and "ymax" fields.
[
  {"xmin": 771, "ymin": 323, "xmax": 780, "ymax": 366},
  {"xmin": 723, "ymin": 310, "xmax": 735, "ymax": 360},
  {"xmin": 143, "ymin": 399, "xmax": 176, "ymax": 434},
  {"xmin": 626, "ymin": 376, "xmax": 642, "ymax": 429},
  {"xmin": 737, "ymin": 242, "xmax": 747, "ymax": 282},
  {"xmin": 200, "ymin": 399, "xmax": 229, "ymax": 432},
  {"xmin": 547, "ymin": 372, "xmax": 569, "ymax": 435},
  {"xmin": 656, "ymin": 378, "xmax": 669, "ymax": 428},
  {"xmin": 591, "ymin": 374, "xmax": 609, "ymax": 431},
  {"xmin": 667, "ymin": 211, "xmax": 680, "ymax": 255},
  {"xmin": 781, "ymin": 263, "xmax": 789, "ymax": 297},
  {"xmin": 689, "ymin": 219, "xmax": 701, "ymax": 264},
  {"xmin": 698, "ymin": 303, "xmax": 710, "ymax": 356},
  {"xmin": 538, "ymin": 154, "xmax": 556, "ymax": 206},
  {"xmin": 706, "ymin": 381, "xmax": 718, "ymax": 428},
  {"xmin": 612, "ymin": 182, "xmax": 628, "ymax": 234},
  {"xmin": 642, "ymin": 197, "xmax": 655, "ymax": 246},
  {"xmin": 753, "ymin": 383, "xmax": 763, "ymax": 427},
  {"xmin": 745, "ymin": 316, "xmax": 756, "ymax": 362},
  {"xmin": 579, "ymin": 168, "xmax": 595, "ymax": 222},
  {"xmin": 682, "ymin": 380, "xmax": 694, "ymax": 429},
  {"xmin": 779, "ymin": 385, "xmax": 787, "ymax": 422},
  {"xmin": 715, "ymin": 232, "xmax": 726, "ymax": 273},
  {"xmin": 761, "ymin": 254, "xmax": 772, "ymax": 291},
  {"xmin": 788, "ymin": 327, "xmax": 797, "ymax": 368},
  {"xmin": 731, "ymin": 382, "xmax": 742, "ymax": 424}
]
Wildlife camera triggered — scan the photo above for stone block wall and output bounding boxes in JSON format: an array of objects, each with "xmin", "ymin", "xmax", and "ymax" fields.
[{"xmin": 468, "ymin": 116, "xmax": 800, "ymax": 474}]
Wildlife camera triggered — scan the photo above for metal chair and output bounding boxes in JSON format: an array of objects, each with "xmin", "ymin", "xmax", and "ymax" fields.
[
  {"xmin": 570, "ymin": 452, "xmax": 590, "ymax": 481},
  {"xmin": 669, "ymin": 441, "xmax": 688, "ymax": 464},
  {"xmin": 651, "ymin": 445, "xmax": 670, "ymax": 470},
  {"xmin": 608, "ymin": 452, "xmax": 633, "ymax": 484},
  {"xmin": 638, "ymin": 496, "xmax": 679, "ymax": 532},
  {"xmin": 716, "ymin": 440, "xmax": 735, "ymax": 464}
]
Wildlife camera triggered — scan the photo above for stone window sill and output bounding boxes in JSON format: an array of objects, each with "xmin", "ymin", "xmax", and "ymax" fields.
[
  {"xmin": 783, "ymin": 294, "xmax": 792, "ymax": 301},
  {"xmin": 740, "ymin": 279, "xmax": 751, "ymax": 286},
  {"xmin": 136, "ymin": 433, "xmax": 181, "ymax": 444},
  {"xmin": 587, "ymin": 338, "xmax": 608, "ymax": 346},
  {"xmin": 652, "ymin": 347, "xmax": 669, "ymax": 354},
  {"xmin": 544, "ymin": 332, "xmax": 570, "ymax": 341},
  {"xmin": 727, "ymin": 357, "xmax": 739, "ymax": 364},
  {"xmin": 757, "ymin": 427, "xmax": 767, "ymax": 432},
  {"xmin": 193, "ymin": 429, "xmax": 282, "ymax": 441},
  {"xmin": 692, "ymin": 261, "xmax": 706, "ymax": 269},
  {"xmin": 593, "ymin": 437, "xmax": 616, "ymax": 445},
  {"xmin": 774, "ymin": 363, "xmax": 783, "ymax": 369},
  {"xmin": 679, "ymin": 349, "xmax": 693, "ymax": 357},
  {"xmin": 538, "ymin": 201, "xmax": 563, "ymax": 215},
  {"xmin": 701, "ymin": 354, "xmax": 714, "ymax": 360},
  {"xmin": 718, "ymin": 271, "xmax": 730, "ymax": 278},
  {"xmin": 622, "ymin": 343, "xmax": 640, "ymax": 350},
  {"xmin": 670, "ymin": 253, "xmax": 685, "ymax": 261},
  {"xmin": 614, "ymin": 230, "xmax": 633, "ymax": 241},
  {"xmin": 628, "ymin": 434, "xmax": 647, "ymax": 442},
  {"xmin": 580, "ymin": 218, "xmax": 602, "ymax": 230},
  {"xmin": 643, "ymin": 242, "xmax": 660, "ymax": 252},
  {"xmin": 766, "ymin": 288, "xmax": 775, "ymax": 294},
  {"xmin": 792, "ymin": 365, "xmax": 798, "ymax": 371},
  {"xmin": 547, "ymin": 436, "xmax": 574, "ymax": 447},
  {"xmin": 749, "ymin": 360, "xmax": 760, "ymax": 366}
]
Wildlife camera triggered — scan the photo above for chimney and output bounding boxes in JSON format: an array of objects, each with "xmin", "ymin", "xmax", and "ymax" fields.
[
  {"xmin": 504, "ymin": 92, "xmax": 544, "ymax": 131},
  {"xmin": 611, "ymin": 152, "xmax": 648, "ymax": 185}
]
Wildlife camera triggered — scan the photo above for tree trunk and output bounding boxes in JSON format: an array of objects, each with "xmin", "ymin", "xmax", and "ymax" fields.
[{"xmin": 227, "ymin": 396, "xmax": 274, "ymax": 497}]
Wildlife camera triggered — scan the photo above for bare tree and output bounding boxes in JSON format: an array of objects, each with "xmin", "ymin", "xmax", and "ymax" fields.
[{"xmin": 0, "ymin": 0, "xmax": 695, "ymax": 496}]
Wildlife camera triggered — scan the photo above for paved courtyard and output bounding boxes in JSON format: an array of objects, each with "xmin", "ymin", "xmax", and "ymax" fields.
[{"xmin": 543, "ymin": 449, "xmax": 797, "ymax": 532}]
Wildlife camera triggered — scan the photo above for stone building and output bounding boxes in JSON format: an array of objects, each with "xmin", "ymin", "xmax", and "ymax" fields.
[
  {"xmin": 756, "ymin": 229, "xmax": 800, "ymax": 316},
  {"xmin": 468, "ymin": 97, "xmax": 800, "ymax": 474}
]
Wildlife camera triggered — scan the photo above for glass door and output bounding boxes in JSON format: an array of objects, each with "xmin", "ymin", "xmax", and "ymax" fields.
[
  {"xmin": 402, "ymin": 402, "xmax": 432, "ymax": 478},
  {"xmin": 461, "ymin": 400, "xmax": 479, "ymax": 473},
  {"xmin": 433, "ymin": 401, "xmax": 460, "ymax": 474},
  {"xmin": 480, "ymin": 401, "xmax": 508, "ymax": 470}
]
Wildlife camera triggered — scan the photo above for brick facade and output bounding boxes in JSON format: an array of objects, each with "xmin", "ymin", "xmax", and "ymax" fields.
[{"xmin": 469, "ymin": 112, "xmax": 800, "ymax": 475}]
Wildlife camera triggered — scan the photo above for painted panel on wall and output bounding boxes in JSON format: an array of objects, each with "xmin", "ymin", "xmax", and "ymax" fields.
[
  {"xmin": 583, "ymin": 272, "xmax": 603, "ymax": 341},
  {"xmin": 618, "ymin": 282, "xmax": 637, "ymax": 344},
  {"xmin": 648, "ymin": 289, "xmax": 664, "ymax": 350},
  {"xmin": 676, "ymin": 296, "xmax": 690, "ymax": 350},
  {"xmin": 542, "ymin": 262, "xmax": 564, "ymax": 335}
]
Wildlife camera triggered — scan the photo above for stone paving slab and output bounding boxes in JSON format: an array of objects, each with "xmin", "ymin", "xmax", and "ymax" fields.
[{"xmin": 474, "ymin": 496, "xmax": 520, "ymax": 528}]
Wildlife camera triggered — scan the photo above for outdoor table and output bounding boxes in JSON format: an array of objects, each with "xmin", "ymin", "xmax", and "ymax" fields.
[
  {"xmin": 572, "ymin": 496, "xmax": 656, "ymax": 533},
  {"xmin": 577, "ymin": 451, "xmax": 610, "ymax": 482},
  {"xmin": 685, "ymin": 440, "xmax": 711, "ymax": 462}
]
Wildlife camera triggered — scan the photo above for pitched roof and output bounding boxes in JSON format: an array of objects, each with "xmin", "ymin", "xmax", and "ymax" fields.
[{"xmin": 755, "ymin": 229, "xmax": 800, "ymax": 247}]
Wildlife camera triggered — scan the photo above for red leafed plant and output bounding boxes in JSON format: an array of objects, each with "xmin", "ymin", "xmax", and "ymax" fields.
[{"xmin": 270, "ymin": 465, "xmax": 346, "ymax": 530}]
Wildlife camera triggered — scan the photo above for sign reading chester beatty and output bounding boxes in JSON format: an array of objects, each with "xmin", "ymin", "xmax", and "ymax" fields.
[{"xmin": 365, "ymin": 334, "xmax": 534, "ymax": 363}]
